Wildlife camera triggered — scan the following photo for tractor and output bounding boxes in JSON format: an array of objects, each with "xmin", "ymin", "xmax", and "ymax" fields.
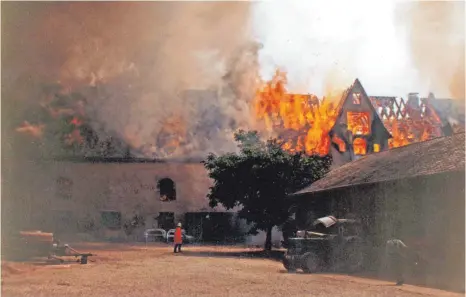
[{"xmin": 283, "ymin": 216, "xmax": 364, "ymax": 273}]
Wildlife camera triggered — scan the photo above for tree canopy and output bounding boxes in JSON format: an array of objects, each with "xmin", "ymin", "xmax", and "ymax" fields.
[{"xmin": 202, "ymin": 130, "xmax": 332, "ymax": 250}]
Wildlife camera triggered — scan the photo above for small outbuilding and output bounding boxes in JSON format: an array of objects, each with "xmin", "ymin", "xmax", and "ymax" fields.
[{"xmin": 290, "ymin": 132, "xmax": 465, "ymax": 291}]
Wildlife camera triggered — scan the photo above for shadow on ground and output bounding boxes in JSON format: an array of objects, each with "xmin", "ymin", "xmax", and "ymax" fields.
[{"xmin": 179, "ymin": 250, "xmax": 285, "ymax": 262}]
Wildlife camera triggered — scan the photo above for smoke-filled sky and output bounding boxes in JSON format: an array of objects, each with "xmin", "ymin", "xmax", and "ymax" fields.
[
  {"xmin": 253, "ymin": 0, "xmax": 465, "ymax": 99},
  {"xmin": 2, "ymin": 2, "xmax": 257, "ymax": 158},
  {"xmin": 2, "ymin": 1, "xmax": 464, "ymax": 159}
]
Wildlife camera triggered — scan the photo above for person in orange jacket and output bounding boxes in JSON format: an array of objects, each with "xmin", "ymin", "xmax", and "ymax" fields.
[{"xmin": 173, "ymin": 222, "xmax": 183, "ymax": 253}]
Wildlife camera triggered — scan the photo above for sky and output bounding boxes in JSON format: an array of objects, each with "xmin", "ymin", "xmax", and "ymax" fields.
[
  {"xmin": 251, "ymin": 0, "xmax": 463, "ymax": 98},
  {"xmin": 2, "ymin": 1, "xmax": 464, "ymax": 159}
]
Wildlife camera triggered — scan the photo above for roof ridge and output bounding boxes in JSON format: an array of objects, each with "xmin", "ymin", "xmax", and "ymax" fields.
[
  {"xmin": 295, "ymin": 132, "xmax": 464, "ymax": 195},
  {"xmin": 295, "ymin": 168, "xmax": 465, "ymax": 195}
]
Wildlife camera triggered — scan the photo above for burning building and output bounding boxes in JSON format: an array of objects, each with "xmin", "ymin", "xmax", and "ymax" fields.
[
  {"xmin": 8, "ymin": 73, "xmax": 459, "ymax": 245},
  {"xmin": 3, "ymin": 156, "xmax": 258, "ymax": 244},
  {"xmin": 254, "ymin": 71, "xmax": 457, "ymax": 168}
]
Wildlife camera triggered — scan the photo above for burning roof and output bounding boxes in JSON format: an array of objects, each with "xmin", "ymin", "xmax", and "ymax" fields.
[
  {"xmin": 254, "ymin": 71, "xmax": 448, "ymax": 158},
  {"xmin": 15, "ymin": 69, "xmax": 456, "ymax": 161},
  {"xmin": 254, "ymin": 70, "xmax": 341, "ymax": 156},
  {"xmin": 370, "ymin": 94, "xmax": 444, "ymax": 148}
]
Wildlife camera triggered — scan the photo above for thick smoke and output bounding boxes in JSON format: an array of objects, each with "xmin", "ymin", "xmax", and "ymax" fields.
[
  {"xmin": 252, "ymin": 1, "xmax": 464, "ymax": 100},
  {"xmin": 5, "ymin": 2, "xmax": 463, "ymax": 161},
  {"xmin": 395, "ymin": 1, "xmax": 465, "ymax": 102},
  {"xmin": 3, "ymin": 2, "xmax": 258, "ymax": 159}
]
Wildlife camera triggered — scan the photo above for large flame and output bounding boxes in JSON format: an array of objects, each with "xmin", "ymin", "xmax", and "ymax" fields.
[
  {"xmin": 254, "ymin": 70, "xmax": 445, "ymax": 156},
  {"xmin": 383, "ymin": 103, "xmax": 443, "ymax": 149},
  {"xmin": 388, "ymin": 121, "xmax": 441, "ymax": 149},
  {"xmin": 15, "ymin": 65, "xmax": 447, "ymax": 159},
  {"xmin": 16, "ymin": 92, "xmax": 89, "ymax": 149},
  {"xmin": 254, "ymin": 70, "xmax": 339, "ymax": 156}
]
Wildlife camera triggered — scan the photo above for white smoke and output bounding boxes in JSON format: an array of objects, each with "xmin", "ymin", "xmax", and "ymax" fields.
[{"xmin": 252, "ymin": 0, "xmax": 463, "ymax": 99}]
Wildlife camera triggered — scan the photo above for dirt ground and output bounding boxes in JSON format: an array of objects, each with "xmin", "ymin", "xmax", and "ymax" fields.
[{"xmin": 1, "ymin": 243, "xmax": 463, "ymax": 297}]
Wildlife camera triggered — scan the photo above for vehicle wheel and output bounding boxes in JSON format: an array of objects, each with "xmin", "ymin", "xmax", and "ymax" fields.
[
  {"xmin": 283, "ymin": 257, "xmax": 297, "ymax": 272},
  {"xmin": 301, "ymin": 252, "xmax": 321, "ymax": 274}
]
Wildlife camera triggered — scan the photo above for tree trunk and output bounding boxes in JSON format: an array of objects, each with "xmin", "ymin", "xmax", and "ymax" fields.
[{"xmin": 264, "ymin": 225, "xmax": 273, "ymax": 251}]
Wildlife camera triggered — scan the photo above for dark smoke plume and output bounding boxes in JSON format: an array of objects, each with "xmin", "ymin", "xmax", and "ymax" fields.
[{"xmin": 2, "ymin": 2, "xmax": 258, "ymax": 160}]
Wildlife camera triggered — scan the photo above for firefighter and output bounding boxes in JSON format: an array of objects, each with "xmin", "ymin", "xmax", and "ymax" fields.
[
  {"xmin": 386, "ymin": 238, "xmax": 408, "ymax": 286},
  {"xmin": 173, "ymin": 222, "xmax": 183, "ymax": 253}
]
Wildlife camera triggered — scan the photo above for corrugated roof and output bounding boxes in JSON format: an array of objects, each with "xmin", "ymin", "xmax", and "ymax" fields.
[{"xmin": 293, "ymin": 132, "xmax": 465, "ymax": 195}]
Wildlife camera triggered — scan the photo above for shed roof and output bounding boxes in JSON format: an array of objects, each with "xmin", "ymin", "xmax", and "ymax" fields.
[{"xmin": 293, "ymin": 132, "xmax": 465, "ymax": 195}]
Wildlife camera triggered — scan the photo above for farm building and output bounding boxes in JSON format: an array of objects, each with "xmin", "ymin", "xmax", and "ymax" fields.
[
  {"xmin": 256, "ymin": 76, "xmax": 456, "ymax": 169},
  {"xmin": 3, "ymin": 82, "xmax": 461, "ymax": 247},
  {"xmin": 290, "ymin": 132, "xmax": 465, "ymax": 291},
  {"xmin": 1, "ymin": 157, "xmax": 247, "ymax": 243},
  {"xmin": 2, "ymin": 155, "xmax": 284, "ymax": 245},
  {"xmin": 327, "ymin": 79, "xmax": 451, "ymax": 167}
]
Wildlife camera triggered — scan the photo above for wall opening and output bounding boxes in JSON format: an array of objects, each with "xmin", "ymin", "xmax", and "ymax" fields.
[
  {"xmin": 157, "ymin": 178, "xmax": 176, "ymax": 201},
  {"xmin": 155, "ymin": 212, "xmax": 175, "ymax": 230},
  {"xmin": 352, "ymin": 92, "xmax": 361, "ymax": 105},
  {"xmin": 100, "ymin": 211, "xmax": 122, "ymax": 230},
  {"xmin": 353, "ymin": 138, "xmax": 367, "ymax": 155},
  {"xmin": 347, "ymin": 112, "xmax": 371, "ymax": 135}
]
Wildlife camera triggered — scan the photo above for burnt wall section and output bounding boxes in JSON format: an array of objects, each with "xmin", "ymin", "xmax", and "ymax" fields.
[
  {"xmin": 330, "ymin": 79, "xmax": 391, "ymax": 166},
  {"xmin": 293, "ymin": 170, "xmax": 465, "ymax": 292}
]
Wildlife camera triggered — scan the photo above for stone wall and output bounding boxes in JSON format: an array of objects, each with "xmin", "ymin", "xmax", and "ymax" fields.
[{"xmin": 2, "ymin": 159, "xmax": 228, "ymax": 239}]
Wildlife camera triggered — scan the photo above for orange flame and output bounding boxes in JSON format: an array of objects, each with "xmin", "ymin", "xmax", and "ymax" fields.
[
  {"xmin": 353, "ymin": 138, "xmax": 367, "ymax": 155},
  {"xmin": 65, "ymin": 117, "xmax": 84, "ymax": 145},
  {"xmin": 347, "ymin": 112, "xmax": 371, "ymax": 135},
  {"xmin": 332, "ymin": 135, "xmax": 346, "ymax": 152},
  {"xmin": 16, "ymin": 106, "xmax": 85, "ymax": 147},
  {"xmin": 155, "ymin": 115, "xmax": 187, "ymax": 155},
  {"xmin": 70, "ymin": 116, "xmax": 83, "ymax": 127},
  {"xmin": 16, "ymin": 121, "xmax": 45, "ymax": 138},
  {"xmin": 388, "ymin": 119, "xmax": 441, "ymax": 149},
  {"xmin": 254, "ymin": 70, "xmax": 339, "ymax": 156}
]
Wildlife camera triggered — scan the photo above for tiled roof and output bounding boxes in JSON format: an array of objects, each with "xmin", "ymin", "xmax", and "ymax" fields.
[{"xmin": 293, "ymin": 132, "xmax": 465, "ymax": 195}]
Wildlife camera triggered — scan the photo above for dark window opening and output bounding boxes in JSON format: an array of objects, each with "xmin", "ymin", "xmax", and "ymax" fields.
[
  {"xmin": 100, "ymin": 211, "xmax": 122, "ymax": 230},
  {"xmin": 155, "ymin": 212, "xmax": 175, "ymax": 230},
  {"xmin": 56, "ymin": 177, "xmax": 73, "ymax": 200},
  {"xmin": 157, "ymin": 178, "xmax": 176, "ymax": 201}
]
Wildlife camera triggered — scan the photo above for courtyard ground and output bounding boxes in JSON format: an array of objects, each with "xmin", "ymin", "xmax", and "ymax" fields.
[{"xmin": 1, "ymin": 243, "xmax": 463, "ymax": 297}]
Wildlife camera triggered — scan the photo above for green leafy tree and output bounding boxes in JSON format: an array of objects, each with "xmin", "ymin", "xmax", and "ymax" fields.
[{"xmin": 203, "ymin": 130, "xmax": 331, "ymax": 250}]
